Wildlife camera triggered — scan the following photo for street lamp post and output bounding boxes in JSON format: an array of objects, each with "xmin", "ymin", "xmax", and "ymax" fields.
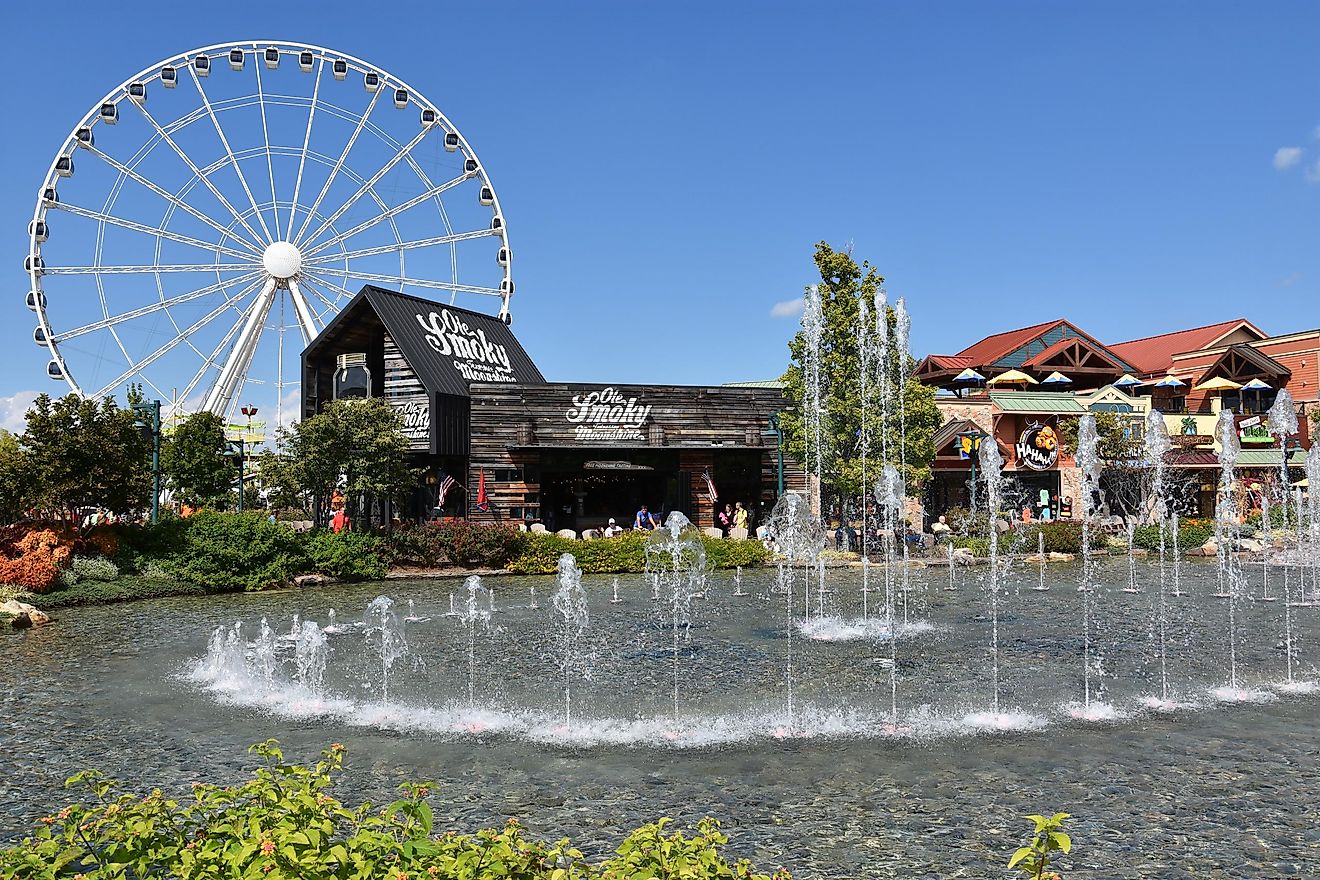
[
  {"xmin": 238, "ymin": 405, "xmax": 258, "ymax": 513},
  {"xmin": 131, "ymin": 400, "xmax": 162, "ymax": 524},
  {"xmin": 767, "ymin": 412, "xmax": 785, "ymax": 499}
]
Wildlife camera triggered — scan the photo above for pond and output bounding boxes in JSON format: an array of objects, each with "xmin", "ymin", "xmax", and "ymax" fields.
[{"xmin": 2, "ymin": 558, "xmax": 1318, "ymax": 877}]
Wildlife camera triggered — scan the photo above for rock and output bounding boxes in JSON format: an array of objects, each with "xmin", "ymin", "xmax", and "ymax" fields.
[
  {"xmin": 995, "ymin": 519, "xmax": 1011, "ymax": 534},
  {"xmin": 1130, "ymin": 548, "xmax": 1150, "ymax": 557},
  {"xmin": 1024, "ymin": 553, "xmax": 1045, "ymax": 564},
  {"xmin": 293, "ymin": 573, "xmax": 338, "ymax": 588},
  {"xmin": 1238, "ymin": 538, "xmax": 1264, "ymax": 554},
  {"xmin": 1188, "ymin": 541, "xmax": 1217, "ymax": 557},
  {"xmin": 951, "ymin": 548, "xmax": 976, "ymax": 566},
  {"xmin": 1048, "ymin": 552, "xmax": 1076, "ymax": 562},
  {"xmin": 3, "ymin": 600, "xmax": 52, "ymax": 627}
]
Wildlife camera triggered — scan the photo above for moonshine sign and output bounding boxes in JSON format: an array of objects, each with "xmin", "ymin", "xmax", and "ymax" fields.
[
  {"xmin": 415, "ymin": 308, "xmax": 516, "ymax": 384},
  {"xmin": 1015, "ymin": 421, "xmax": 1059, "ymax": 470},
  {"xmin": 565, "ymin": 387, "xmax": 653, "ymax": 442},
  {"xmin": 390, "ymin": 396, "xmax": 431, "ymax": 449}
]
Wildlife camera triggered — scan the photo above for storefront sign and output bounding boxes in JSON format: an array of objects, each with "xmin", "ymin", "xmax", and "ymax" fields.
[
  {"xmin": 1239, "ymin": 420, "xmax": 1272, "ymax": 444},
  {"xmin": 565, "ymin": 387, "xmax": 653, "ymax": 442},
  {"xmin": 390, "ymin": 396, "xmax": 431, "ymax": 448},
  {"xmin": 1015, "ymin": 421, "xmax": 1059, "ymax": 470},
  {"xmin": 1173, "ymin": 434, "xmax": 1213, "ymax": 448},
  {"xmin": 415, "ymin": 308, "xmax": 516, "ymax": 383}
]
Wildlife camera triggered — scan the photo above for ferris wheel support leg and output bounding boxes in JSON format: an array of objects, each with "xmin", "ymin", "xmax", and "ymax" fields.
[
  {"xmin": 203, "ymin": 277, "xmax": 278, "ymax": 415},
  {"xmin": 286, "ymin": 278, "xmax": 320, "ymax": 345}
]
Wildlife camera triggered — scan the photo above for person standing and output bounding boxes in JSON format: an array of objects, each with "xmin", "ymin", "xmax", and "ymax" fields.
[
  {"xmin": 733, "ymin": 501, "xmax": 749, "ymax": 531},
  {"xmin": 718, "ymin": 503, "xmax": 733, "ymax": 535}
]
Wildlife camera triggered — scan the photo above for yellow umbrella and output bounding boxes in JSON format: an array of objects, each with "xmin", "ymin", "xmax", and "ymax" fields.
[
  {"xmin": 987, "ymin": 369, "xmax": 1039, "ymax": 386},
  {"xmin": 1293, "ymin": 477, "xmax": 1308, "ymax": 488},
  {"xmin": 1194, "ymin": 376, "xmax": 1243, "ymax": 392}
]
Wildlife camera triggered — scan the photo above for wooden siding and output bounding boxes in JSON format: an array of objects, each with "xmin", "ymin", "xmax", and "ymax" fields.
[{"xmin": 465, "ymin": 383, "xmax": 803, "ymax": 529}]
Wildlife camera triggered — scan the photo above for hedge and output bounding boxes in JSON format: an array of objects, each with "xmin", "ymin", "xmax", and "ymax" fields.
[
  {"xmin": 505, "ymin": 531, "xmax": 771, "ymax": 575},
  {"xmin": 1132, "ymin": 519, "xmax": 1214, "ymax": 552}
]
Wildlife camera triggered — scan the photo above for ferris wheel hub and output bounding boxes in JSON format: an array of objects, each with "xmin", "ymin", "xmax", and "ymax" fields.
[{"xmin": 262, "ymin": 241, "xmax": 302, "ymax": 279}]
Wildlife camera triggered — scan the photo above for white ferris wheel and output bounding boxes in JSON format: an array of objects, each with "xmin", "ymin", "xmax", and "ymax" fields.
[{"xmin": 24, "ymin": 40, "xmax": 514, "ymax": 425}]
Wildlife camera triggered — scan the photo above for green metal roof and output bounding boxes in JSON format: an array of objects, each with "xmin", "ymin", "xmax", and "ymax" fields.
[
  {"xmin": 1236, "ymin": 449, "xmax": 1306, "ymax": 467},
  {"xmin": 988, "ymin": 391, "xmax": 1088, "ymax": 413},
  {"xmin": 723, "ymin": 380, "xmax": 784, "ymax": 389}
]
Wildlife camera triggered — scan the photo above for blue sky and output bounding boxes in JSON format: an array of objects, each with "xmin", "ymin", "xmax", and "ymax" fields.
[{"xmin": 3, "ymin": 1, "xmax": 1319, "ymax": 430}]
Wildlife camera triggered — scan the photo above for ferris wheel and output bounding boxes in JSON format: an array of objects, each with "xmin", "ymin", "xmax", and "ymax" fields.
[{"xmin": 25, "ymin": 40, "xmax": 514, "ymax": 425}]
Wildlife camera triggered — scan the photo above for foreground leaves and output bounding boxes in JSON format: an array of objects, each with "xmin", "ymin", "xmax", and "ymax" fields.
[{"xmin": 0, "ymin": 740, "xmax": 789, "ymax": 880}]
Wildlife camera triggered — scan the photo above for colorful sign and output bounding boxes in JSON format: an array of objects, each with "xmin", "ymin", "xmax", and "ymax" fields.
[
  {"xmin": 565, "ymin": 387, "xmax": 653, "ymax": 442},
  {"xmin": 1015, "ymin": 421, "xmax": 1059, "ymax": 470},
  {"xmin": 1239, "ymin": 420, "xmax": 1272, "ymax": 444},
  {"xmin": 957, "ymin": 433, "xmax": 983, "ymax": 460}
]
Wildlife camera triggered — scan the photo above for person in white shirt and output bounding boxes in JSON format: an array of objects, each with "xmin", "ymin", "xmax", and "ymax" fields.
[{"xmin": 603, "ymin": 517, "xmax": 623, "ymax": 538}]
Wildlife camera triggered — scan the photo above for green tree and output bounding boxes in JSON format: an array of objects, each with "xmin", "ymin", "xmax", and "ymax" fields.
[
  {"xmin": 161, "ymin": 411, "xmax": 237, "ymax": 508},
  {"xmin": 780, "ymin": 242, "xmax": 942, "ymax": 508},
  {"xmin": 266, "ymin": 398, "xmax": 414, "ymax": 516},
  {"xmin": 20, "ymin": 393, "xmax": 151, "ymax": 523},
  {"xmin": 0, "ymin": 430, "xmax": 30, "ymax": 523}
]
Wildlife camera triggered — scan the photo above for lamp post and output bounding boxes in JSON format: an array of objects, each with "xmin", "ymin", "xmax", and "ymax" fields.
[
  {"xmin": 226, "ymin": 438, "xmax": 246, "ymax": 512},
  {"xmin": 131, "ymin": 400, "xmax": 161, "ymax": 524},
  {"xmin": 237, "ymin": 405, "xmax": 258, "ymax": 513},
  {"xmin": 958, "ymin": 430, "xmax": 988, "ymax": 513}
]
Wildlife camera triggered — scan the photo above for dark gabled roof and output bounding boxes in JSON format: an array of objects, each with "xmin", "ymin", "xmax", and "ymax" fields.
[
  {"xmin": 304, "ymin": 285, "xmax": 544, "ymax": 397},
  {"xmin": 932, "ymin": 418, "xmax": 984, "ymax": 452},
  {"xmin": 1197, "ymin": 343, "xmax": 1292, "ymax": 383}
]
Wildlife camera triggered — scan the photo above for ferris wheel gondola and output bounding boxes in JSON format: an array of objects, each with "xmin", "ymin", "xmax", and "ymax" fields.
[{"xmin": 25, "ymin": 40, "xmax": 515, "ymax": 425}]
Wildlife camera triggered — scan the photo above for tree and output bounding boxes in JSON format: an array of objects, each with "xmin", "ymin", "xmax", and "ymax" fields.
[
  {"xmin": 0, "ymin": 430, "xmax": 29, "ymax": 523},
  {"xmin": 1056, "ymin": 411, "xmax": 1149, "ymax": 516},
  {"xmin": 780, "ymin": 242, "xmax": 942, "ymax": 510},
  {"xmin": 161, "ymin": 411, "xmax": 238, "ymax": 508},
  {"xmin": 265, "ymin": 398, "xmax": 414, "ymax": 518},
  {"xmin": 20, "ymin": 393, "xmax": 151, "ymax": 522}
]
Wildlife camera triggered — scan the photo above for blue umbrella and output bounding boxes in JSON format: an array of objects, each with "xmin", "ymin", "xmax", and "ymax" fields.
[
  {"xmin": 953, "ymin": 368, "xmax": 985, "ymax": 383},
  {"xmin": 1114, "ymin": 373, "xmax": 1141, "ymax": 388},
  {"xmin": 1041, "ymin": 371, "xmax": 1072, "ymax": 385},
  {"xmin": 1154, "ymin": 375, "xmax": 1187, "ymax": 388}
]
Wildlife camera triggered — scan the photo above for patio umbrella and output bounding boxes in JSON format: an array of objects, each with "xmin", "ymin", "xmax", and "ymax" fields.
[
  {"xmin": 1194, "ymin": 376, "xmax": 1243, "ymax": 392},
  {"xmin": 1041, "ymin": 371, "xmax": 1072, "ymax": 385},
  {"xmin": 1154, "ymin": 375, "xmax": 1187, "ymax": 388},
  {"xmin": 1240, "ymin": 378, "xmax": 1272, "ymax": 414},
  {"xmin": 953, "ymin": 368, "xmax": 986, "ymax": 383},
  {"xmin": 1114, "ymin": 373, "xmax": 1141, "ymax": 388},
  {"xmin": 987, "ymin": 369, "xmax": 1039, "ymax": 386}
]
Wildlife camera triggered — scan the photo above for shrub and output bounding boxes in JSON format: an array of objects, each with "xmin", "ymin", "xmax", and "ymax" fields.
[
  {"xmin": 942, "ymin": 505, "xmax": 992, "ymax": 537},
  {"xmin": 38, "ymin": 575, "xmax": 214, "ymax": 608},
  {"xmin": 0, "ymin": 529, "xmax": 73, "ymax": 593},
  {"xmin": 951, "ymin": 536, "xmax": 991, "ymax": 557},
  {"xmin": 388, "ymin": 521, "xmax": 525, "ymax": 568},
  {"xmin": 702, "ymin": 535, "xmax": 772, "ymax": 569},
  {"xmin": 1014, "ymin": 522, "xmax": 1083, "ymax": 554},
  {"xmin": 70, "ymin": 554, "xmax": 120, "ymax": 582},
  {"xmin": 1132, "ymin": 520, "xmax": 1214, "ymax": 552},
  {"xmin": 164, "ymin": 511, "xmax": 306, "ymax": 592},
  {"xmin": 303, "ymin": 529, "xmax": 388, "ymax": 581},
  {"xmin": 0, "ymin": 741, "xmax": 789, "ymax": 880},
  {"xmin": 507, "ymin": 531, "xmax": 647, "ymax": 574}
]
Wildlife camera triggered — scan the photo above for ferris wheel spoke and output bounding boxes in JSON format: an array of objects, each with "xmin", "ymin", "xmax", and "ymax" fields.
[
  {"xmin": 179, "ymin": 285, "xmax": 267, "ymax": 407},
  {"xmin": 53, "ymin": 271, "xmax": 263, "ymax": 342},
  {"xmin": 253, "ymin": 58, "xmax": 282, "ymax": 241},
  {"xmin": 187, "ymin": 65, "xmax": 275, "ymax": 243},
  {"xmin": 300, "ymin": 172, "xmax": 469, "ymax": 258},
  {"xmin": 287, "ymin": 56, "xmax": 326, "ymax": 239},
  {"xmin": 306, "ymin": 228, "xmax": 495, "ymax": 264},
  {"xmin": 55, "ymin": 202, "xmax": 258, "ymax": 263},
  {"xmin": 310, "ymin": 266, "xmax": 502, "ymax": 297},
  {"xmin": 284, "ymin": 278, "xmax": 320, "ymax": 344},
  {"xmin": 203, "ymin": 277, "xmax": 279, "ymax": 413},
  {"xmin": 92, "ymin": 276, "xmax": 266, "ymax": 398},
  {"xmin": 127, "ymin": 99, "xmax": 268, "ymax": 246},
  {"xmin": 85, "ymin": 145, "xmax": 264, "ymax": 255},
  {"xmin": 300, "ymin": 272, "xmax": 354, "ymax": 311},
  {"xmin": 293, "ymin": 85, "xmax": 384, "ymax": 245},
  {"xmin": 45, "ymin": 263, "xmax": 255, "ymax": 275},
  {"xmin": 298, "ymin": 126, "xmax": 431, "ymax": 249}
]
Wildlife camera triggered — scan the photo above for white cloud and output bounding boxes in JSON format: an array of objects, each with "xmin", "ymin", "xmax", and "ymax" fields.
[
  {"xmin": 1274, "ymin": 146, "xmax": 1303, "ymax": 171},
  {"xmin": 0, "ymin": 390, "xmax": 40, "ymax": 433},
  {"xmin": 769, "ymin": 298, "xmax": 805, "ymax": 318}
]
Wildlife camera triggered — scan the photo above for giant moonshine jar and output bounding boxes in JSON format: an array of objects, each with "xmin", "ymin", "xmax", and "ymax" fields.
[{"xmin": 334, "ymin": 353, "xmax": 371, "ymax": 400}]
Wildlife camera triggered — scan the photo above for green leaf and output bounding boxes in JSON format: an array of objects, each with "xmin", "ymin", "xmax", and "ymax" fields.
[
  {"xmin": 1007, "ymin": 846, "xmax": 1033, "ymax": 869},
  {"xmin": 1050, "ymin": 831, "xmax": 1072, "ymax": 853}
]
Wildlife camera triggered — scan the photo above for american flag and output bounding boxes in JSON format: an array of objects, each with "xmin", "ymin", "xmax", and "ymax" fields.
[
  {"xmin": 436, "ymin": 471, "xmax": 459, "ymax": 507},
  {"xmin": 701, "ymin": 469, "xmax": 718, "ymax": 503}
]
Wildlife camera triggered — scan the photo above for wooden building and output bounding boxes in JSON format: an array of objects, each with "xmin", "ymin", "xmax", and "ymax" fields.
[{"xmin": 302, "ymin": 286, "xmax": 796, "ymax": 528}]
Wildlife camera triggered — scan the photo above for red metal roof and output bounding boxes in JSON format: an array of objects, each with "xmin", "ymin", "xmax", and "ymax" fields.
[
  {"xmin": 952, "ymin": 318, "xmax": 1067, "ymax": 363},
  {"xmin": 925, "ymin": 355, "xmax": 973, "ymax": 370},
  {"xmin": 1109, "ymin": 319, "xmax": 1266, "ymax": 375}
]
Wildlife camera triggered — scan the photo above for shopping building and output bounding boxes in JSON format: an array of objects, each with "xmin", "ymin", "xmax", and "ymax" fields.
[{"xmin": 302, "ymin": 286, "xmax": 798, "ymax": 530}]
